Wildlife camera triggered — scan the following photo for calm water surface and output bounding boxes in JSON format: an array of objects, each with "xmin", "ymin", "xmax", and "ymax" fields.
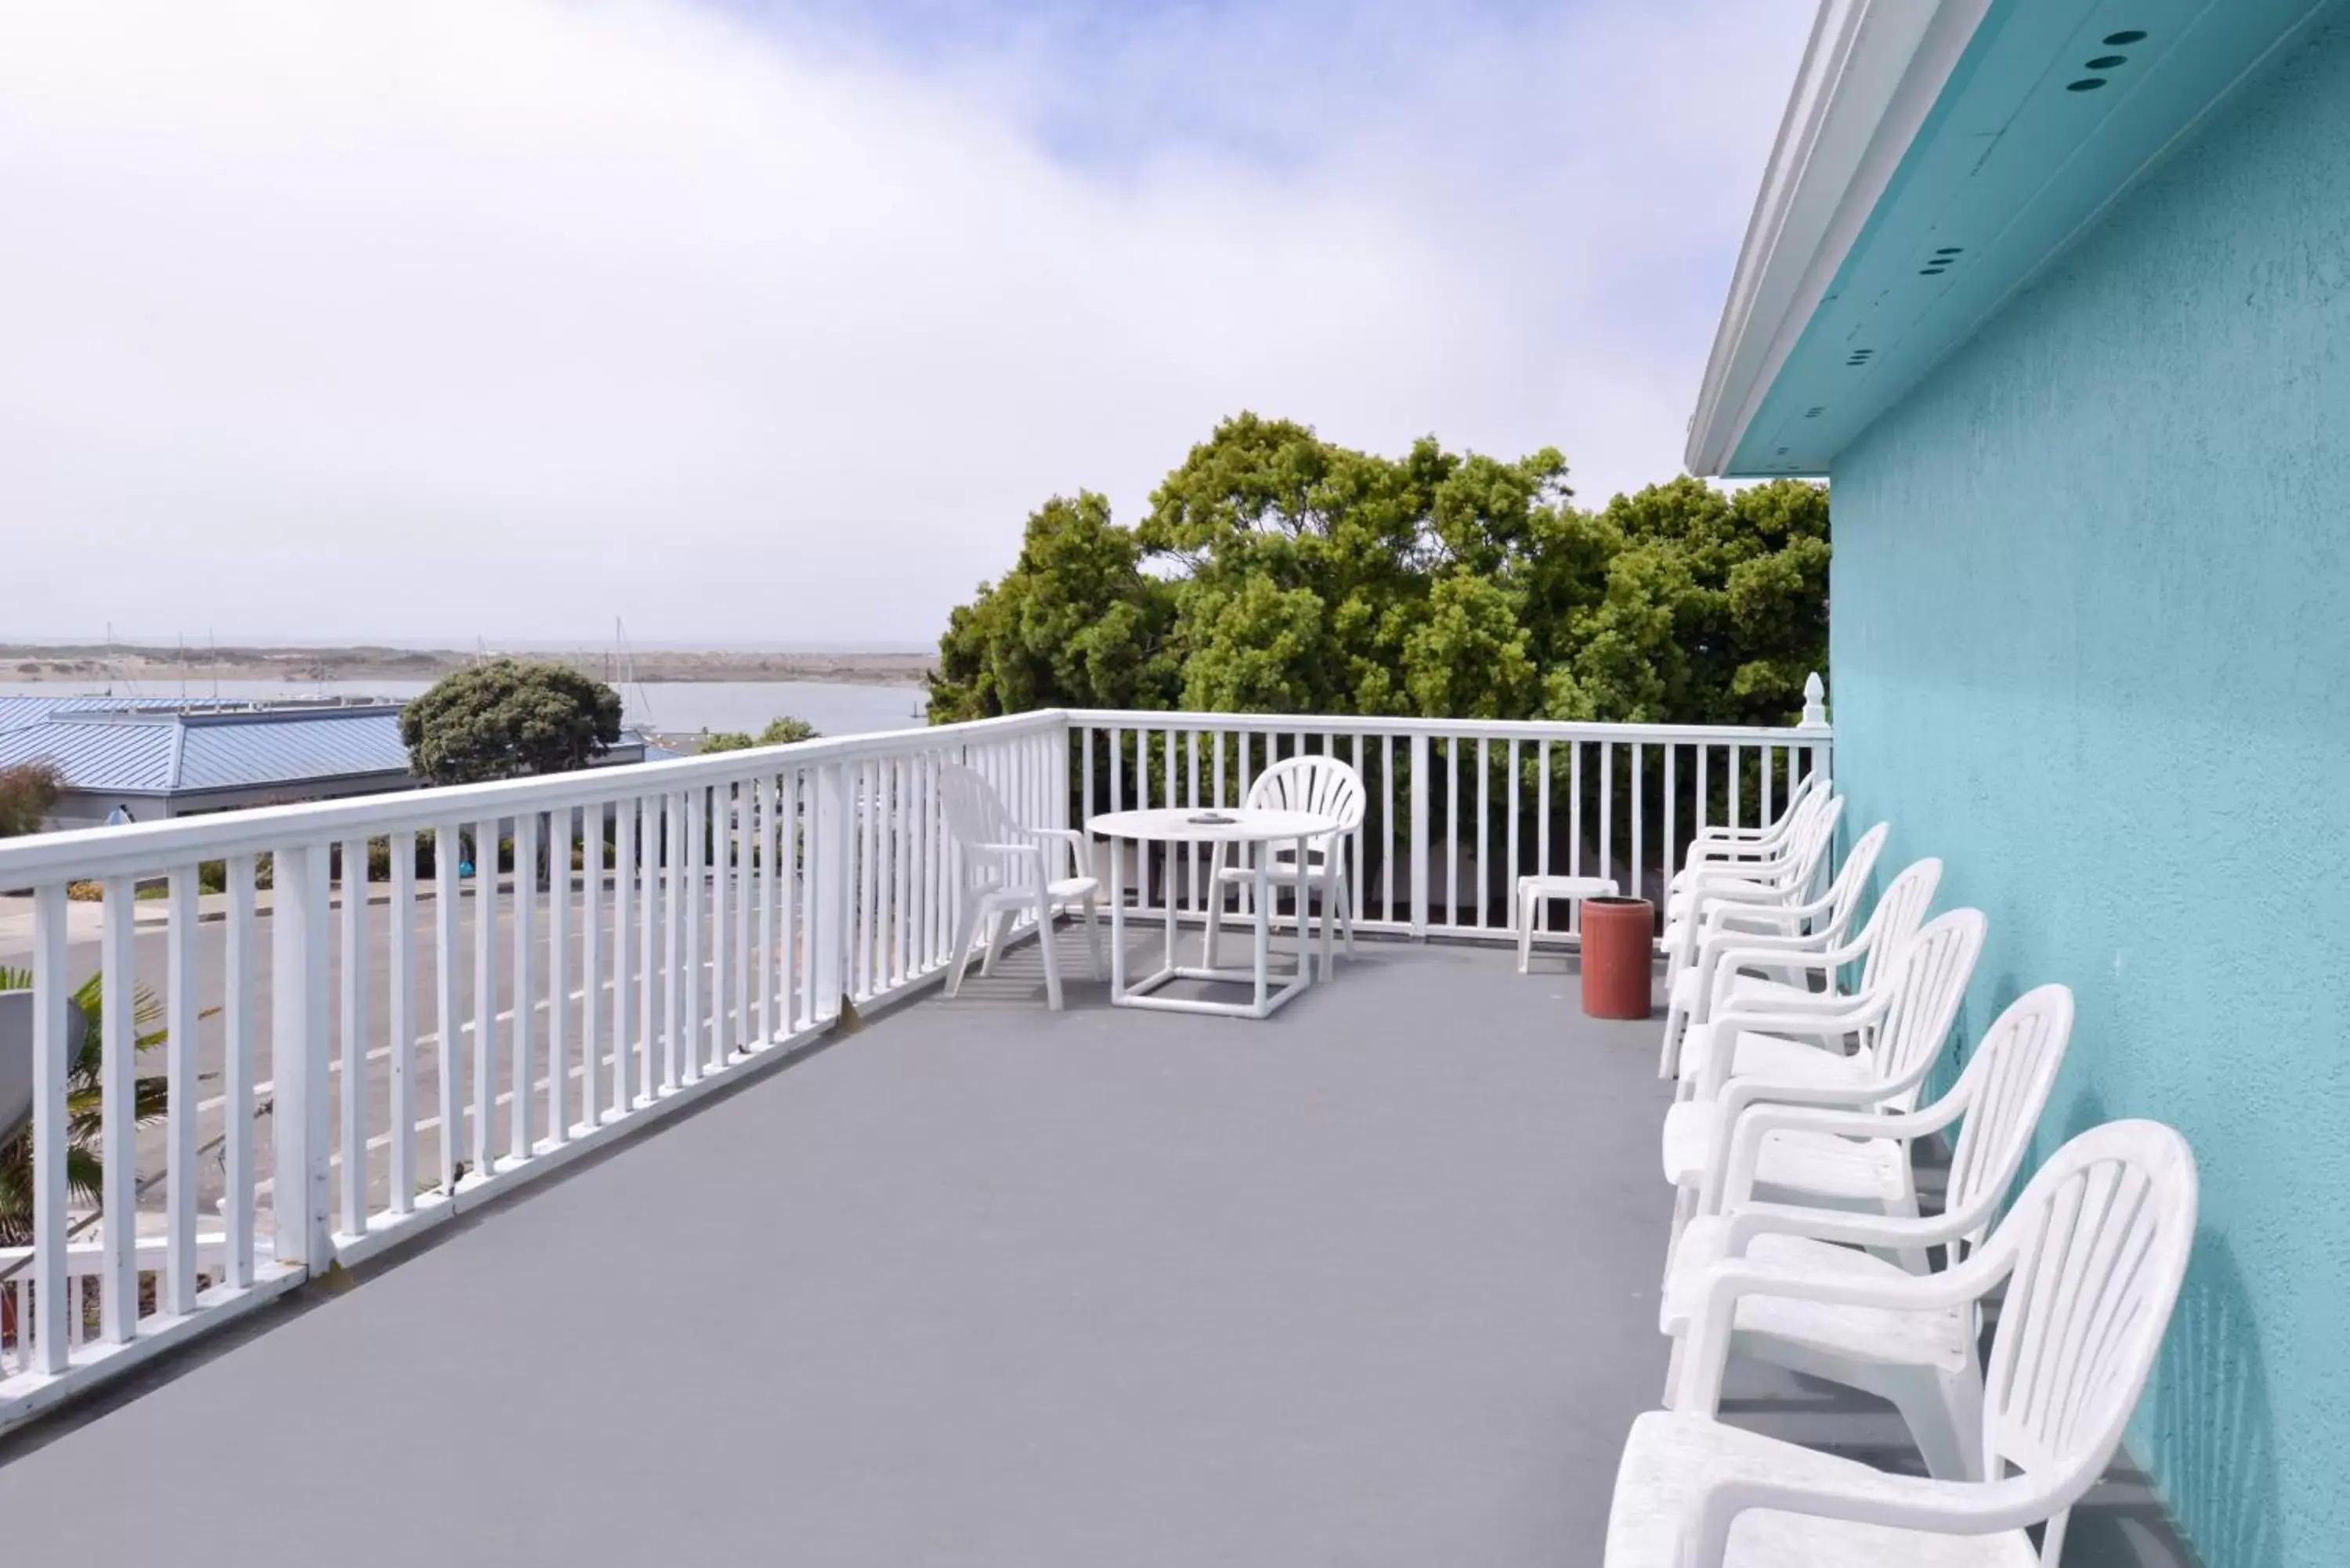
[{"xmin": 0, "ymin": 679, "xmax": 931, "ymax": 739}]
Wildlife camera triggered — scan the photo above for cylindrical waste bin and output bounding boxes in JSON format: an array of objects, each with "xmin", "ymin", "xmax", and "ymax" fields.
[{"xmin": 1579, "ymin": 896, "xmax": 1655, "ymax": 1020}]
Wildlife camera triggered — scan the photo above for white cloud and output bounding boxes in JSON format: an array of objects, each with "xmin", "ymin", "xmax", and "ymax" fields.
[{"xmin": 0, "ymin": 0, "xmax": 1813, "ymax": 646}]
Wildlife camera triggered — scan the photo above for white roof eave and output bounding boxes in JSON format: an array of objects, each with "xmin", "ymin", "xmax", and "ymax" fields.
[{"xmin": 1684, "ymin": 0, "xmax": 1993, "ymax": 477}]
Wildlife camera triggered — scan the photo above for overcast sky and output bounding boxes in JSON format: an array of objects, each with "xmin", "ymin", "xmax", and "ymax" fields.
[{"xmin": 0, "ymin": 0, "xmax": 1813, "ymax": 649}]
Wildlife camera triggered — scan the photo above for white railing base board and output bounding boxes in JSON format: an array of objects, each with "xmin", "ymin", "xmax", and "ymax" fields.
[{"xmin": 0, "ymin": 1267, "xmax": 307, "ymax": 1439}]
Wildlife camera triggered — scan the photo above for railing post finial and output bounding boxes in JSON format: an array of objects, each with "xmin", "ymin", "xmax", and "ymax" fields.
[{"xmin": 1797, "ymin": 671, "xmax": 1829, "ymax": 731}]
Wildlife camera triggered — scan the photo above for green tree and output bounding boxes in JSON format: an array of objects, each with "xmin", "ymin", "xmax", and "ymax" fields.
[
  {"xmin": 930, "ymin": 414, "xmax": 1829, "ymax": 729},
  {"xmin": 0, "ymin": 761, "xmax": 63, "ymax": 838},
  {"xmin": 698, "ymin": 717, "xmax": 820, "ymax": 754},
  {"xmin": 930, "ymin": 492, "xmax": 1179, "ymax": 721},
  {"xmin": 399, "ymin": 659, "xmax": 624, "ymax": 785}
]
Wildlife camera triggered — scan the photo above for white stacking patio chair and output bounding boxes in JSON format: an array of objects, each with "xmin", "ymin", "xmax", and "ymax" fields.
[
  {"xmin": 1657, "ymin": 825, "xmax": 1893, "ymax": 1080},
  {"xmin": 1661, "ymin": 793, "xmax": 1844, "ymax": 977},
  {"xmin": 1607, "ymin": 1119, "xmax": 2197, "ymax": 1567},
  {"xmin": 1202, "ymin": 753, "xmax": 1365, "ymax": 981},
  {"xmin": 1669, "ymin": 769, "xmax": 1828, "ymax": 889},
  {"xmin": 1657, "ymin": 985, "xmax": 2076, "ymax": 1474},
  {"xmin": 1667, "ymin": 858, "xmax": 1943, "ymax": 1100},
  {"xmin": 939, "ymin": 762, "xmax": 1104, "ymax": 1011},
  {"xmin": 1661, "ymin": 908, "xmax": 1986, "ymax": 1259}
]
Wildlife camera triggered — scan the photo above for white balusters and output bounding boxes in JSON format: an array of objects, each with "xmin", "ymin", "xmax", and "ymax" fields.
[
  {"xmin": 338, "ymin": 837, "xmax": 367, "ymax": 1237},
  {"xmin": 29, "ymin": 884, "xmax": 70, "ymax": 1371},
  {"xmin": 511, "ymin": 811, "xmax": 537, "ymax": 1154},
  {"xmin": 737, "ymin": 785, "xmax": 755, "ymax": 1044},
  {"xmin": 708, "ymin": 786, "xmax": 728, "ymax": 1072},
  {"xmin": 469, "ymin": 822, "xmax": 497, "ymax": 1180},
  {"xmin": 548, "ymin": 808, "xmax": 570, "ymax": 1147},
  {"xmin": 224, "ymin": 855, "xmax": 258, "ymax": 1287},
  {"xmin": 639, "ymin": 796, "xmax": 660, "ymax": 1107},
  {"xmin": 663, "ymin": 791, "xmax": 682, "ymax": 1091},
  {"xmin": 433, "ymin": 824, "xmax": 461, "ymax": 1194},
  {"xmin": 613, "ymin": 800, "xmax": 635, "ymax": 1121},
  {"xmin": 582, "ymin": 811, "xmax": 602, "ymax": 1129},
  {"xmin": 98, "ymin": 879, "xmax": 134, "ymax": 1342},
  {"xmin": 164, "ymin": 868, "xmax": 199, "ymax": 1315},
  {"xmin": 389, "ymin": 832, "xmax": 416, "ymax": 1213}
]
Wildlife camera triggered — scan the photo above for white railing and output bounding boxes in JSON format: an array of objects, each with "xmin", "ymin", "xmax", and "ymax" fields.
[
  {"xmin": 0, "ymin": 709, "xmax": 1065, "ymax": 1432},
  {"xmin": 1066, "ymin": 706, "xmax": 1831, "ymax": 940},
  {"xmin": 0, "ymin": 697, "xmax": 1824, "ymax": 1431}
]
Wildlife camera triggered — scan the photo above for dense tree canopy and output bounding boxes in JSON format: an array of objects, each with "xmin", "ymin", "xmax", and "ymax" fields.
[
  {"xmin": 699, "ymin": 717, "xmax": 821, "ymax": 754},
  {"xmin": 400, "ymin": 659, "xmax": 624, "ymax": 785},
  {"xmin": 929, "ymin": 414, "xmax": 1828, "ymax": 726}
]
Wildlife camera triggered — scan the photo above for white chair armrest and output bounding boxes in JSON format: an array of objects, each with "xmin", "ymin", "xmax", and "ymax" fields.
[
  {"xmin": 1717, "ymin": 1098, "xmax": 1965, "ymax": 1210},
  {"xmin": 1028, "ymin": 826, "xmax": 1096, "ymax": 880},
  {"xmin": 1682, "ymin": 1457, "xmax": 2049, "ymax": 1566},
  {"xmin": 1690, "ymin": 1008, "xmax": 1875, "ymax": 1104},
  {"xmin": 1719, "ymin": 1198, "xmax": 1979, "ymax": 1259},
  {"xmin": 1676, "ymin": 1245, "xmax": 2012, "ymax": 1418}
]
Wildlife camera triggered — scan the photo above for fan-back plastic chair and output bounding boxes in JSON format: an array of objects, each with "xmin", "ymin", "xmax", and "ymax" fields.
[
  {"xmin": 1663, "ymin": 794, "xmax": 1845, "ymax": 977},
  {"xmin": 1668, "ymin": 858, "xmax": 1940, "ymax": 1100},
  {"xmin": 1658, "ymin": 986, "xmax": 2076, "ymax": 1475},
  {"xmin": 1661, "ymin": 908, "xmax": 1986, "ymax": 1259},
  {"xmin": 1669, "ymin": 770, "xmax": 1828, "ymax": 888},
  {"xmin": 1607, "ymin": 1119, "xmax": 2197, "ymax": 1567},
  {"xmin": 1658, "ymin": 825, "xmax": 1893, "ymax": 1079},
  {"xmin": 1202, "ymin": 754, "xmax": 1367, "ymax": 981},
  {"xmin": 939, "ymin": 762, "xmax": 1102, "ymax": 1010}
]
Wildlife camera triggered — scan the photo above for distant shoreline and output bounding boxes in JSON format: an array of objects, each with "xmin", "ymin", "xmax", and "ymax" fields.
[{"xmin": 0, "ymin": 643, "xmax": 933, "ymax": 689}]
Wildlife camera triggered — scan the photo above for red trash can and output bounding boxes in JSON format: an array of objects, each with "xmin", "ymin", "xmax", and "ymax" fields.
[{"xmin": 1579, "ymin": 896, "xmax": 1656, "ymax": 1020}]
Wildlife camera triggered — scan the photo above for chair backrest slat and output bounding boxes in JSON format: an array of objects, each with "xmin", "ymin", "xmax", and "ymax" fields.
[
  {"xmin": 1244, "ymin": 756, "xmax": 1367, "ymax": 833},
  {"xmin": 939, "ymin": 763, "xmax": 1022, "ymax": 884},
  {"xmin": 1820, "ymin": 822, "xmax": 1889, "ymax": 938},
  {"xmin": 1943, "ymin": 985, "xmax": 2074, "ymax": 1255},
  {"xmin": 1865, "ymin": 907, "xmax": 1985, "ymax": 1109},
  {"xmin": 1977, "ymin": 1119, "xmax": 2196, "ymax": 1533},
  {"xmin": 1853, "ymin": 857, "xmax": 1942, "ymax": 994}
]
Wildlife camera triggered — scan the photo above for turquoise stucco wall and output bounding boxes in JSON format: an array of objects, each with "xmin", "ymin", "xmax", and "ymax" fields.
[{"xmin": 1829, "ymin": 20, "xmax": 2350, "ymax": 1568}]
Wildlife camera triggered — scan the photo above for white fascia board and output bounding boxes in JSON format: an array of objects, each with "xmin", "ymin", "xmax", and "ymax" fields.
[{"xmin": 1685, "ymin": 0, "xmax": 1992, "ymax": 476}]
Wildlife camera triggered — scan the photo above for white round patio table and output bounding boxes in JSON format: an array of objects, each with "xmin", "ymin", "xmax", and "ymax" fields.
[{"xmin": 1089, "ymin": 807, "xmax": 1339, "ymax": 1019}]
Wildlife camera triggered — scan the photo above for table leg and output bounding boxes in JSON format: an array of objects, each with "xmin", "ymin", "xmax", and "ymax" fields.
[
  {"xmin": 1162, "ymin": 838, "xmax": 1176, "ymax": 974},
  {"xmin": 1294, "ymin": 835, "xmax": 1314, "ymax": 985},
  {"xmin": 1253, "ymin": 851, "xmax": 1271, "ymax": 1017},
  {"xmin": 1110, "ymin": 836, "xmax": 1126, "ymax": 1002}
]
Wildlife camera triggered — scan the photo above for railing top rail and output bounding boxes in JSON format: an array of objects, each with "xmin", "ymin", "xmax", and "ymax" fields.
[
  {"xmin": 1061, "ymin": 709, "xmax": 1833, "ymax": 744},
  {"xmin": 0, "ymin": 708, "xmax": 1062, "ymax": 886},
  {"xmin": 0, "ymin": 701, "xmax": 1835, "ymax": 885}
]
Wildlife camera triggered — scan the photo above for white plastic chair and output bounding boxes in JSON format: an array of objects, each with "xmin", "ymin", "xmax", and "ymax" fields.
[
  {"xmin": 1668, "ymin": 859, "xmax": 1943, "ymax": 1103},
  {"xmin": 1608, "ymin": 1119, "xmax": 2197, "ymax": 1567},
  {"xmin": 1662, "ymin": 794, "xmax": 1845, "ymax": 977},
  {"xmin": 1661, "ymin": 908, "xmax": 1986, "ymax": 1259},
  {"xmin": 1657, "ymin": 825, "xmax": 1893, "ymax": 1080},
  {"xmin": 1657, "ymin": 985, "xmax": 2076, "ymax": 1474},
  {"xmin": 939, "ymin": 762, "xmax": 1103, "ymax": 1011},
  {"xmin": 1669, "ymin": 771, "xmax": 1828, "ymax": 889},
  {"xmin": 1202, "ymin": 754, "xmax": 1366, "ymax": 981}
]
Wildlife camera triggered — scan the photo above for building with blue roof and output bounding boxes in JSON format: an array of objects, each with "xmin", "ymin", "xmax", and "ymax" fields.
[{"xmin": 0, "ymin": 697, "xmax": 653, "ymax": 826}]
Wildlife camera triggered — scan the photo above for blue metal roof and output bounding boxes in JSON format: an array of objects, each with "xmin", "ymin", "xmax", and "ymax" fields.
[
  {"xmin": 0, "ymin": 695, "xmax": 201, "ymax": 734},
  {"xmin": 179, "ymin": 711, "xmax": 414, "ymax": 790},
  {"xmin": 0, "ymin": 706, "xmax": 414, "ymax": 796},
  {"xmin": 0, "ymin": 717, "xmax": 178, "ymax": 790},
  {"xmin": 0, "ymin": 698, "xmax": 667, "ymax": 797}
]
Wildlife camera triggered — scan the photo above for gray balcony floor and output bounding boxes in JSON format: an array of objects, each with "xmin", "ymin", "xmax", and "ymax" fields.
[{"xmin": 0, "ymin": 933, "xmax": 2192, "ymax": 1566}]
